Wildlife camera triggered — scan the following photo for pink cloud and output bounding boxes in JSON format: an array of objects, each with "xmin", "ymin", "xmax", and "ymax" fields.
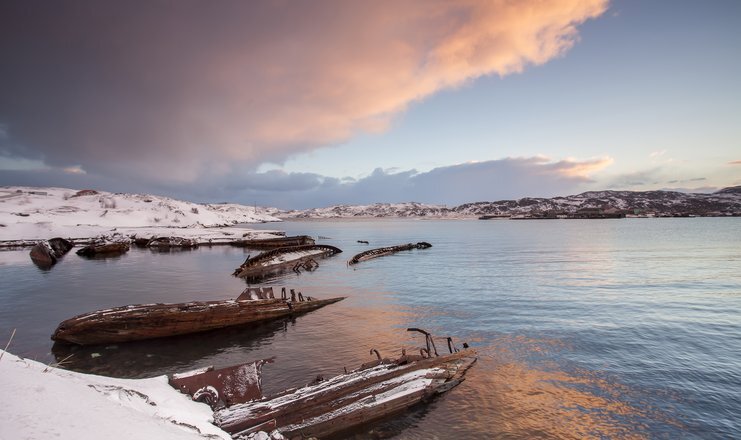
[{"xmin": 0, "ymin": 1, "xmax": 608, "ymax": 184}]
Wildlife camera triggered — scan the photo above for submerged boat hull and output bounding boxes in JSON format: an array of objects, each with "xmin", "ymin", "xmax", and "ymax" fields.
[
  {"xmin": 233, "ymin": 244, "xmax": 342, "ymax": 280},
  {"xmin": 348, "ymin": 242, "xmax": 431, "ymax": 265},
  {"xmin": 214, "ymin": 348, "xmax": 476, "ymax": 438},
  {"xmin": 51, "ymin": 296, "xmax": 345, "ymax": 345}
]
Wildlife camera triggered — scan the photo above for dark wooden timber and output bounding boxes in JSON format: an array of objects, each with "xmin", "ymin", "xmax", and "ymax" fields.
[
  {"xmin": 231, "ymin": 235, "xmax": 315, "ymax": 249},
  {"xmin": 51, "ymin": 294, "xmax": 345, "ymax": 345},
  {"xmin": 233, "ymin": 244, "xmax": 342, "ymax": 280},
  {"xmin": 212, "ymin": 331, "xmax": 476, "ymax": 438},
  {"xmin": 348, "ymin": 242, "xmax": 432, "ymax": 266}
]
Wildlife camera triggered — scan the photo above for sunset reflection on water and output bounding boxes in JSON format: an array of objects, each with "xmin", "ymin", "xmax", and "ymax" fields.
[{"xmin": 2, "ymin": 218, "xmax": 739, "ymax": 438}]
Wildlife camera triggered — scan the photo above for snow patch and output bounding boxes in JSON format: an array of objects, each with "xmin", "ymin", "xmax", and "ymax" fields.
[
  {"xmin": 0, "ymin": 349, "xmax": 230, "ymax": 440},
  {"xmin": 0, "ymin": 186, "xmax": 282, "ymax": 242}
]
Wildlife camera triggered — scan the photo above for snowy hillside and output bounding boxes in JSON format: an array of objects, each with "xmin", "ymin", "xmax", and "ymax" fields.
[
  {"xmin": 0, "ymin": 187, "xmax": 280, "ymax": 241},
  {"xmin": 275, "ymin": 187, "xmax": 741, "ymax": 219},
  {"xmin": 274, "ymin": 202, "xmax": 451, "ymax": 219}
]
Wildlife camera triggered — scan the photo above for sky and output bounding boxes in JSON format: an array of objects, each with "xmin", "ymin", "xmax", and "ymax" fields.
[{"xmin": 1, "ymin": 0, "xmax": 739, "ymax": 209}]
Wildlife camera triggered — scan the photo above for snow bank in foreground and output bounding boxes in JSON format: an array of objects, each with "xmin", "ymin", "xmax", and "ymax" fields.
[
  {"xmin": 0, "ymin": 186, "xmax": 282, "ymax": 241},
  {"xmin": 0, "ymin": 349, "xmax": 230, "ymax": 440}
]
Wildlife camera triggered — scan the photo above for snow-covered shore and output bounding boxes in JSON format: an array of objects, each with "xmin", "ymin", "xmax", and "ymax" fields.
[
  {"xmin": 0, "ymin": 349, "xmax": 230, "ymax": 440},
  {"xmin": 0, "ymin": 187, "xmax": 282, "ymax": 243}
]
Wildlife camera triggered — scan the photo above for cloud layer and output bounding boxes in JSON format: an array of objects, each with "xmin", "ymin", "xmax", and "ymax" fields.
[
  {"xmin": 0, "ymin": 156, "xmax": 612, "ymax": 208},
  {"xmin": 0, "ymin": 0, "xmax": 607, "ymax": 186}
]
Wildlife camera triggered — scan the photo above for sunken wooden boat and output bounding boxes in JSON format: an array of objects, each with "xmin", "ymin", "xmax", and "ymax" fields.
[
  {"xmin": 51, "ymin": 286, "xmax": 345, "ymax": 346},
  {"xmin": 233, "ymin": 244, "xmax": 342, "ymax": 280},
  {"xmin": 75, "ymin": 241, "xmax": 130, "ymax": 257},
  {"xmin": 29, "ymin": 237, "xmax": 74, "ymax": 268},
  {"xmin": 348, "ymin": 242, "xmax": 432, "ymax": 265},
  {"xmin": 231, "ymin": 235, "xmax": 315, "ymax": 249},
  {"xmin": 200, "ymin": 329, "xmax": 476, "ymax": 438}
]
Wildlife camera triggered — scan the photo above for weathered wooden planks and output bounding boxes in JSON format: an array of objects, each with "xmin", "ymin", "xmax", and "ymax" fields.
[{"xmin": 212, "ymin": 335, "xmax": 476, "ymax": 439}]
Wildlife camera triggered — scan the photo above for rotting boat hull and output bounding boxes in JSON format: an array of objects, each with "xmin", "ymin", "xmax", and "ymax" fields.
[
  {"xmin": 348, "ymin": 242, "xmax": 431, "ymax": 266},
  {"xmin": 213, "ymin": 348, "xmax": 476, "ymax": 438},
  {"xmin": 51, "ymin": 296, "xmax": 345, "ymax": 346},
  {"xmin": 231, "ymin": 235, "xmax": 315, "ymax": 249},
  {"xmin": 233, "ymin": 244, "xmax": 342, "ymax": 280}
]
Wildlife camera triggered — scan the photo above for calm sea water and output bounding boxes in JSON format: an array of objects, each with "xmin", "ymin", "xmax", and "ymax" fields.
[{"xmin": 1, "ymin": 218, "xmax": 739, "ymax": 439}]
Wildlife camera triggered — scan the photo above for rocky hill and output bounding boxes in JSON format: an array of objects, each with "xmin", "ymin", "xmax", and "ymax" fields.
[
  {"xmin": 273, "ymin": 202, "xmax": 450, "ymax": 219},
  {"xmin": 276, "ymin": 187, "xmax": 741, "ymax": 219}
]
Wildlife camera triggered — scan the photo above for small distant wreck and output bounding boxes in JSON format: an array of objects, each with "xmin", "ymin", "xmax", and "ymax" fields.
[
  {"xmin": 76, "ymin": 241, "xmax": 130, "ymax": 257},
  {"xmin": 348, "ymin": 242, "xmax": 432, "ymax": 266},
  {"xmin": 171, "ymin": 329, "xmax": 476, "ymax": 439},
  {"xmin": 29, "ymin": 237, "xmax": 74, "ymax": 268},
  {"xmin": 51, "ymin": 286, "xmax": 344, "ymax": 346},
  {"xmin": 233, "ymin": 244, "xmax": 342, "ymax": 280},
  {"xmin": 232, "ymin": 235, "xmax": 315, "ymax": 249}
]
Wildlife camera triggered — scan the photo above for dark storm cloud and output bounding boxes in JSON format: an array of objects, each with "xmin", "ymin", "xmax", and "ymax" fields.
[{"xmin": 0, "ymin": 0, "xmax": 606, "ymax": 192}]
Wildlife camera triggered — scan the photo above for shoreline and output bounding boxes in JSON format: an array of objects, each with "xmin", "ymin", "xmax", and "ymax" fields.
[
  {"xmin": 0, "ymin": 349, "xmax": 231, "ymax": 440},
  {"xmin": 0, "ymin": 224, "xmax": 284, "ymax": 249}
]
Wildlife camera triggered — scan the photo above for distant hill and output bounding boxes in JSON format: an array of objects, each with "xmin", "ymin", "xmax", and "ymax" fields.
[{"xmin": 274, "ymin": 187, "xmax": 741, "ymax": 219}]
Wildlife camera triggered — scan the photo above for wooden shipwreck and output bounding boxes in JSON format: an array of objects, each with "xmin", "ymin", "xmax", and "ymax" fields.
[
  {"xmin": 171, "ymin": 329, "xmax": 476, "ymax": 439},
  {"xmin": 348, "ymin": 242, "xmax": 432, "ymax": 266},
  {"xmin": 75, "ymin": 241, "xmax": 130, "ymax": 257},
  {"xmin": 231, "ymin": 235, "xmax": 315, "ymax": 249},
  {"xmin": 29, "ymin": 237, "xmax": 74, "ymax": 268},
  {"xmin": 233, "ymin": 244, "xmax": 342, "ymax": 280},
  {"xmin": 51, "ymin": 287, "xmax": 345, "ymax": 346}
]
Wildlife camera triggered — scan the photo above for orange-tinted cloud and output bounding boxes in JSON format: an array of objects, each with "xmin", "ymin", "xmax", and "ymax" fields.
[
  {"xmin": 545, "ymin": 156, "xmax": 614, "ymax": 178},
  {"xmin": 728, "ymin": 160, "xmax": 741, "ymax": 165},
  {"xmin": 0, "ymin": 1, "xmax": 608, "ymax": 184}
]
